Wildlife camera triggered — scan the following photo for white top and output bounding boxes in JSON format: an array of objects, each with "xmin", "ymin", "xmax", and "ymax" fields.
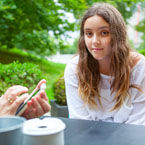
[{"xmin": 64, "ymin": 54, "xmax": 145, "ymax": 125}]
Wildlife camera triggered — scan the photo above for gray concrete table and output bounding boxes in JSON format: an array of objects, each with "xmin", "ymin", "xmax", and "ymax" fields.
[{"xmin": 58, "ymin": 117, "xmax": 145, "ymax": 145}]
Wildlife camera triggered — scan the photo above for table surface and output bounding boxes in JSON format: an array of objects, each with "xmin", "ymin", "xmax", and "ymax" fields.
[{"xmin": 56, "ymin": 117, "xmax": 145, "ymax": 145}]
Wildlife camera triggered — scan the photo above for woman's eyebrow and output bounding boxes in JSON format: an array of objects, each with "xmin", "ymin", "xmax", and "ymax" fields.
[
  {"xmin": 84, "ymin": 26, "xmax": 109, "ymax": 31},
  {"xmin": 84, "ymin": 28, "xmax": 92, "ymax": 31},
  {"xmin": 97, "ymin": 26, "xmax": 109, "ymax": 30}
]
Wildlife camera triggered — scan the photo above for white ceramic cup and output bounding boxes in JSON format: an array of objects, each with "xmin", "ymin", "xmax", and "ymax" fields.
[
  {"xmin": 22, "ymin": 118, "xmax": 66, "ymax": 145},
  {"xmin": 0, "ymin": 116, "xmax": 26, "ymax": 145}
]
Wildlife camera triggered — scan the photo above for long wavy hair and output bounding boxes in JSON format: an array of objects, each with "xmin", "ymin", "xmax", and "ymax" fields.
[{"xmin": 77, "ymin": 3, "xmax": 135, "ymax": 110}]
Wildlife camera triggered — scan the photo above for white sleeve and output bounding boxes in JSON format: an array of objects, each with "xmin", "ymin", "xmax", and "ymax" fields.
[
  {"xmin": 109, "ymin": 57, "xmax": 145, "ymax": 125},
  {"xmin": 64, "ymin": 59, "xmax": 92, "ymax": 120},
  {"xmin": 126, "ymin": 66, "xmax": 145, "ymax": 125},
  {"xmin": 126, "ymin": 100, "xmax": 145, "ymax": 125}
]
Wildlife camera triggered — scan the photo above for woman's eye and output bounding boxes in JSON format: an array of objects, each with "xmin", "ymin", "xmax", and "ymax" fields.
[
  {"xmin": 85, "ymin": 32, "xmax": 93, "ymax": 37},
  {"xmin": 101, "ymin": 31, "xmax": 109, "ymax": 36}
]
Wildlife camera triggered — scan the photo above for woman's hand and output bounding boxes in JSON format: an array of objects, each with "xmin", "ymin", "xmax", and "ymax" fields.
[
  {"xmin": 22, "ymin": 79, "xmax": 51, "ymax": 119},
  {"xmin": 0, "ymin": 86, "xmax": 28, "ymax": 116}
]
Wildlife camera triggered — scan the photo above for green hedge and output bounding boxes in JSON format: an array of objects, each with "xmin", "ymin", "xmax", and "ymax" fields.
[
  {"xmin": 0, "ymin": 61, "xmax": 43, "ymax": 95},
  {"xmin": 138, "ymin": 49, "xmax": 145, "ymax": 56},
  {"xmin": 53, "ymin": 75, "xmax": 66, "ymax": 106}
]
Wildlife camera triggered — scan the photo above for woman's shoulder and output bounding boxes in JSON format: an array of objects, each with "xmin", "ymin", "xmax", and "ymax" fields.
[
  {"xmin": 68, "ymin": 55, "xmax": 79, "ymax": 64},
  {"xmin": 130, "ymin": 52, "xmax": 145, "ymax": 82},
  {"xmin": 130, "ymin": 51, "xmax": 145, "ymax": 71}
]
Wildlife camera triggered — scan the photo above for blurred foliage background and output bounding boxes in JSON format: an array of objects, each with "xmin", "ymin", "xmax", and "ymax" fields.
[
  {"xmin": 1, "ymin": 0, "xmax": 145, "ymax": 56},
  {"xmin": 0, "ymin": 0, "xmax": 145, "ymax": 100}
]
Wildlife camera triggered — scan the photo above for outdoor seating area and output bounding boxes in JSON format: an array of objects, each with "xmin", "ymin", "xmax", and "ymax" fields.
[{"xmin": 0, "ymin": 0, "xmax": 145, "ymax": 145}]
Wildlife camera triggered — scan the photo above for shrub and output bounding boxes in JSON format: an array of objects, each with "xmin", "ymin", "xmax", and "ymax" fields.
[
  {"xmin": 53, "ymin": 75, "xmax": 67, "ymax": 106},
  {"xmin": 0, "ymin": 61, "xmax": 43, "ymax": 95},
  {"xmin": 138, "ymin": 49, "xmax": 145, "ymax": 56}
]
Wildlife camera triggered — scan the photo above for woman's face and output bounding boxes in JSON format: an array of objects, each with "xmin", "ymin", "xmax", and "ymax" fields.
[{"xmin": 84, "ymin": 15, "xmax": 111, "ymax": 64}]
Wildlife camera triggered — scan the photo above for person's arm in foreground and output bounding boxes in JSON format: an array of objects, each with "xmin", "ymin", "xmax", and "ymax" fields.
[
  {"xmin": 0, "ymin": 79, "xmax": 50, "ymax": 119},
  {"xmin": 22, "ymin": 79, "xmax": 51, "ymax": 119}
]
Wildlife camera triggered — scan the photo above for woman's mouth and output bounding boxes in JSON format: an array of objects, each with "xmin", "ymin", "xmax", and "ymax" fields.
[{"xmin": 92, "ymin": 48, "xmax": 103, "ymax": 51}]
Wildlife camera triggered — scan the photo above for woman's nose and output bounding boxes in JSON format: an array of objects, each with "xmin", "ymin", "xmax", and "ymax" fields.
[{"xmin": 92, "ymin": 35, "xmax": 100, "ymax": 44}]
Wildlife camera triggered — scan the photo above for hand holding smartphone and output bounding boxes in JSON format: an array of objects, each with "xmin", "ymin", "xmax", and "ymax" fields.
[{"xmin": 15, "ymin": 82, "xmax": 46, "ymax": 116}]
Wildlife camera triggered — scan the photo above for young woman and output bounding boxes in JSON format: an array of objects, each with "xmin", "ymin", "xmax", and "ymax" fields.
[
  {"xmin": 64, "ymin": 3, "xmax": 145, "ymax": 125},
  {"xmin": 0, "ymin": 79, "xmax": 50, "ymax": 119}
]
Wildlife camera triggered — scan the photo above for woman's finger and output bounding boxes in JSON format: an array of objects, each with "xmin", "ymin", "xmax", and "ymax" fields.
[
  {"xmin": 4, "ymin": 86, "xmax": 28, "ymax": 104},
  {"xmin": 5, "ymin": 86, "xmax": 28, "ymax": 96},
  {"xmin": 37, "ymin": 90, "xmax": 48, "ymax": 101},
  {"xmin": 36, "ymin": 96, "xmax": 50, "ymax": 113},
  {"xmin": 31, "ymin": 98, "xmax": 44, "ymax": 117},
  {"xmin": 11, "ymin": 93, "xmax": 28, "ymax": 112},
  {"xmin": 22, "ymin": 102, "xmax": 36, "ymax": 119},
  {"xmin": 36, "ymin": 79, "xmax": 46, "ymax": 89}
]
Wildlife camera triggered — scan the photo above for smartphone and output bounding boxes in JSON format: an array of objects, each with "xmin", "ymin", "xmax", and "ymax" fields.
[{"xmin": 15, "ymin": 83, "xmax": 46, "ymax": 116}]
